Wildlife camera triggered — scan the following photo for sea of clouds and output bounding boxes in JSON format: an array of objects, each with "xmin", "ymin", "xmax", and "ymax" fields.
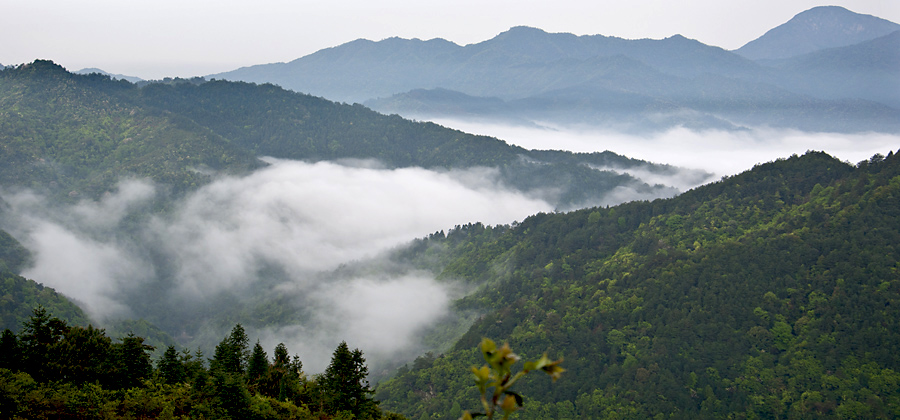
[
  {"xmin": 2, "ymin": 158, "xmax": 554, "ymax": 371},
  {"xmin": 3, "ymin": 124, "xmax": 897, "ymax": 372}
]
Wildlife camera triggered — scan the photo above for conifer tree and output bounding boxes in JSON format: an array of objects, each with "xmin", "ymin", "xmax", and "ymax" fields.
[
  {"xmin": 247, "ymin": 339, "xmax": 268, "ymax": 385},
  {"xmin": 322, "ymin": 341, "xmax": 378, "ymax": 418},
  {"xmin": 112, "ymin": 332, "xmax": 154, "ymax": 389},
  {"xmin": 211, "ymin": 324, "xmax": 249, "ymax": 375},
  {"xmin": 0, "ymin": 329, "xmax": 19, "ymax": 370},
  {"xmin": 18, "ymin": 306, "xmax": 67, "ymax": 382},
  {"xmin": 157, "ymin": 345, "xmax": 186, "ymax": 384}
]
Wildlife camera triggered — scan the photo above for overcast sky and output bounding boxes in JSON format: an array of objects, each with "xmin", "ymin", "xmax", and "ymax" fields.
[{"xmin": 2, "ymin": 1, "xmax": 898, "ymax": 80}]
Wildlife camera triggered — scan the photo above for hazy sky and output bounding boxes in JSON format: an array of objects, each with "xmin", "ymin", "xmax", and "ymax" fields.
[{"xmin": 2, "ymin": 1, "xmax": 897, "ymax": 80}]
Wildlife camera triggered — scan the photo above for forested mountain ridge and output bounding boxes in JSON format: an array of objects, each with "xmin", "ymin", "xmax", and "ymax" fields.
[
  {"xmin": 0, "ymin": 60, "xmax": 696, "ymax": 208},
  {"xmin": 375, "ymin": 150, "xmax": 900, "ymax": 419},
  {"xmin": 0, "ymin": 60, "xmax": 262, "ymax": 200},
  {"xmin": 0, "ymin": 272, "xmax": 89, "ymax": 332},
  {"xmin": 0, "ymin": 59, "xmax": 702, "ymax": 387}
]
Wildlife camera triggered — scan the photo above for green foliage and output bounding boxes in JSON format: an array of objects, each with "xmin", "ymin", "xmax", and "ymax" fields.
[
  {"xmin": 112, "ymin": 332, "xmax": 155, "ymax": 389},
  {"xmin": 322, "ymin": 341, "xmax": 380, "ymax": 418},
  {"xmin": 212, "ymin": 323, "xmax": 250, "ymax": 376},
  {"xmin": 248, "ymin": 339, "xmax": 270, "ymax": 387},
  {"xmin": 157, "ymin": 345, "xmax": 186, "ymax": 385},
  {"xmin": 377, "ymin": 150, "xmax": 900, "ymax": 419},
  {"xmin": 1, "ymin": 313, "xmax": 406, "ymax": 419},
  {"xmin": 0, "ymin": 60, "xmax": 262, "ymax": 200},
  {"xmin": 0, "ymin": 60, "xmax": 688, "ymax": 208},
  {"xmin": 0, "ymin": 273, "xmax": 89, "ymax": 332},
  {"xmin": 0, "ymin": 230, "xmax": 29, "ymax": 274},
  {"xmin": 461, "ymin": 338, "xmax": 563, "ymax": 420}
]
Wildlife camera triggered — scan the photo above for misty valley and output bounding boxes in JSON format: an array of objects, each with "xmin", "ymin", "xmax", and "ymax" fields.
[{"xmin": 2, "ymin": 5, "xmax": 900, "ymax": 420}]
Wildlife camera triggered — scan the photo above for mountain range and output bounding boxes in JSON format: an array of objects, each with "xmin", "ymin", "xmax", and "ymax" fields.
[
  {"xmin": 0, "ymin": 60, "xmax": 698, "ymax": 209},
  {"xmin": 1, "ymin": 6, "xmax": 899, "ymax": 419},
  {"xmin": 0, "ymin": 60, "xmax": 708, "ymax": 357},
  {"xmin": 212, "ymin": 6, "xmax": 900, "ymax": 133},
  {"xmin": 372, "ymin": 149, "xmax": 900, "ymax": 419}
]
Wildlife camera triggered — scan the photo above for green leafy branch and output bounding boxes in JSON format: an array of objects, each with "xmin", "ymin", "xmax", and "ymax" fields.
[{"xmin": 461, "ymin": 338, "xmax": 564, "ymax": 420}]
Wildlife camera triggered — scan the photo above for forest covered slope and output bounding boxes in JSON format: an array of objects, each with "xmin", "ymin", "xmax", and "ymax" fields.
[
  {"xmin": 0, "ymin": 60, "xmax": 696, "ymax": 209},
  {"xmin": 2, "ymin": 58, "xmax": 899, "ymax": 419},
  {"xmin": 375, "ymin": 150, "xmax": 900, "ymax": 419}
]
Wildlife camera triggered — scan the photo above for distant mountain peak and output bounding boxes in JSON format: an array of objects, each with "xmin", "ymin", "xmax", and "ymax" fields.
[
  {"xmin": 22, "ymin": 59, "xmax": 68, "ymax": 72},
  {"xmin": 491, "ymin": 26, "xmax": 553, "ymax": 41},
  {"xmin": 505, "ymin": 25, "xmax": 547, "ymax": 33},
  {"xmin": 735, "ymin": 5, "xmax": 900, "ymax": 60}
]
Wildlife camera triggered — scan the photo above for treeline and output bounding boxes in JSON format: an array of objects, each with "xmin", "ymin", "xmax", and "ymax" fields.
[
  {"xmin": 0, "ymin": 307, "xmax": 406, "ymax": 419},
  {"xmin": 376, "ymin": 150, "xmax": 900, "ymax": 419}
]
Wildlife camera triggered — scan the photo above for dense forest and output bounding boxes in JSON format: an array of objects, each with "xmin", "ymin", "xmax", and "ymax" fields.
[
  {"xmin": 0, "ymin": 307, "xmax": 405, "ymax": 419},
  {"xmin": 1, "ymin": 58, "xmax": 899, "ymax": 419},
  {"xmin": 373, "ymin": 150, "xmax": 900, "ymax": 419},
  {"xmin": 0, "ymin": 60, "xmax": 695, "ymax": 209}
]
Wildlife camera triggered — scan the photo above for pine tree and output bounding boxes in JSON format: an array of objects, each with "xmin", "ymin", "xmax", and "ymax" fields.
[
  {"xmin": 247, "ymin": 340, "xmax": 268, "ymax": 385},
  {"xmin": 0, "ymin": 329, "xmax": 19, "ymax": 370},
  {"xmin": 157, "ymin": 345, "xmax": 186, "ymax": 384},
  {"xmin": 211, "ymin": 324, "xmax": 249, "ymax": 375},
  {"xmin": 112, "ymin": 332, "xmax": 154, "ymax": 389},
  {"xmin": 18, "ymin": 306, "xmax": 67, "ymax": 382},
  {"xmin": 322, "ymin": 341, "xmax": 378, "ymax": 418}
]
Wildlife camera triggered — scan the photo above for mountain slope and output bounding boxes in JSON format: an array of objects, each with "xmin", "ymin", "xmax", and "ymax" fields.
[
  {"xmin": 771, "ymin": 30, "xmax": 900, "ymax": 109},
  {"xmin": 0, "ymin": 271, "xmax": 90, "ymax": 332},
  {"xmin": 375, "ymin": 149, "xmax": 900, "ymax": 419},
  {"xmin": 0, "ymin": 60, "xmax": 702, "ymax": 209},
  {"xmin": 735, "ymin": 6, "xmax": 900, "ymax": 60},
  {"xmin": 0, "ymin": 60, "xmax": 262, "ymax": 200},
  {"xmin": 0, "ymin": 60, "xmax": 710, "ymax": 362}
]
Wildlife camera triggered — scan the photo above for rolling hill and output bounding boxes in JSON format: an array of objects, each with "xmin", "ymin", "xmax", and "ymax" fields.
[
  {"xmin": 0, "ymin": 60, "xmax": 701, "ymax": 209},
  {"xmin": 0, "ymin": 60, "xmax": 706, "ymax": 367},
  {"xmin": 375, "ymin": 149, "xmax": 900, "ymax": 419}
]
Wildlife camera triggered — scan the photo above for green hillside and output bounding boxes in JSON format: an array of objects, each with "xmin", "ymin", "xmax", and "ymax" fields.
[
  {"xmin": 375, "ymin": 150, "xmax": 900, "ymax": 419},
  {"xmin": 0, "ymin": 230, "xmax": 87, "ymax": 332},
  {"xmin": 0, "ymin": 60, "xmax": 261, "ymax": 200},
  {"xmin": 0, "ymin": 229, "xmax": 29, "ymax": 274},
  {"xmin": 0, "ymin": 60, "xmax": 692, "ymax": 209},
  {"xmin": 0, "ymin": 272, "xmax": 89, "ymax": 332}
]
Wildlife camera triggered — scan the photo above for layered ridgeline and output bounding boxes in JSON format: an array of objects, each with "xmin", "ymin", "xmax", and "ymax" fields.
[
  {"xmin": 0, "ymin": 60, "xmax": 699, "ymax": 208},
  {"xmin": 213, "ymin": 6, "xmax": 900, "ymax": 133},
  {"xmin": 373, "ymin": 150, "xmax": 900, "ymax": 419},
  {"xmin": 0, "ymin": 60, "xmax": 703, "ymax": 370}
]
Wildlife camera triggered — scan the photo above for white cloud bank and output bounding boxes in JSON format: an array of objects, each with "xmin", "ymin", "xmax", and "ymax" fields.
[
  {"xmin": 430, "ymin": 119, "xmax": 900, "ymax": 182},
  {"xmin": 5, "ymin": 126, "xmax": 896, "ymax": 370},
  {"xmin": 2, "ymin": 159, "xmax": 552, "ymax": 371}
]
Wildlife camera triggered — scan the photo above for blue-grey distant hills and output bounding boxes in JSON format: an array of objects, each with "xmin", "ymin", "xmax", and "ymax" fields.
[
  {"xmin": 734, "ymin": 5, "xmax": 900, "ymax": 61},
  {"xmin": 211, "ymin": 6, "xmax": 900, "ymax": 133},
  {"xmin": 765, "ymin": 30, "xmax": 900, "ymax": 109},
  {"xmin": 75, "ymin": 67, "xmax": 144, "ymax": 84}
]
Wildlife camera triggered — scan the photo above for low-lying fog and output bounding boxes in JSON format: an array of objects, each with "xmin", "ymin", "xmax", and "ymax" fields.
[
  {"xmin": 432, "ymin": 119, "xmax": 900, "ymax": 180},
  {"xmin": 2, "ymin": 159, "xmax": 553, "ymax": 371},
  {"xmin": 3, "ymin": 123, "xmax": 897, "ymax": 373}
]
